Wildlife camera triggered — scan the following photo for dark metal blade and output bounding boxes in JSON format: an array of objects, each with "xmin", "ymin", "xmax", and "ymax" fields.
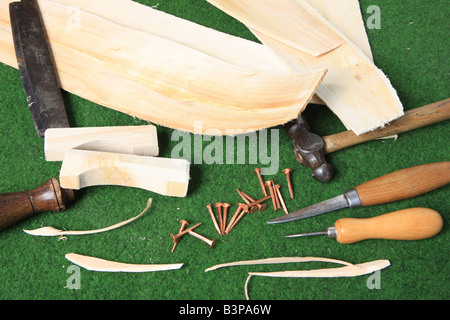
[
  {"xmin": 267, "ymin": 194, "xmax": 349, "ymax": 224},
  {"xmin": 10, "ymin": 0, "xmax": 69, "ymax": 137}
]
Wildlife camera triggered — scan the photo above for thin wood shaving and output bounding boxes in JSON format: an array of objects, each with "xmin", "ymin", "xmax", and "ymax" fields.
[
  {"xmin": 65, "ymin": 253, "xmax": 183, "ymax": 273},
  {"xmin": 205, "ymin": 257, "xmax": 390, "ymax": 300},
  {"xmin": 23, "ymin": 198, "xmax": 152, "ymax": 237}
]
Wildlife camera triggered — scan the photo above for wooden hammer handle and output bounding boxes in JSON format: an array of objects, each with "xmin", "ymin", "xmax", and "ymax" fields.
[
  {"xmin": 324, "ymin": 98, "xmax": 450, "ymax": 153},
  {"xmin": 0, "ymin": 178, "xmax": 75, "ymax": 231}
]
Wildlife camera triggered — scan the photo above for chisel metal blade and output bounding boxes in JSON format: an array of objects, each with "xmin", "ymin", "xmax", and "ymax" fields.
[
  {"xmin": 10, "ymin": 0, "xmax": 70, "ymax": 137},
  {"xmin": 267, "ymin": 189, "xmax": 361, "ymax": 224}
]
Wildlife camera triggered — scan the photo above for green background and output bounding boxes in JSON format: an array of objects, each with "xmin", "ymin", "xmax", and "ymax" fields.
[{"xmin": 0, "ymin": 0, "xmax": 448, "ymax": 302}]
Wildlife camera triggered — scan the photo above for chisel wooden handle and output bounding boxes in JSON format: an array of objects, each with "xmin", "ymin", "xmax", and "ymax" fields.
[
  {"xmin": 334, "ymin": 208, "xmax": 443, "ymax": 244},
  {"xmin": 354, "ymin": 162, "xmax": 450, "ymax": 207},
  {"xmin": 0, "ymin": 178, "xmax": 75, "ymax": 231}
]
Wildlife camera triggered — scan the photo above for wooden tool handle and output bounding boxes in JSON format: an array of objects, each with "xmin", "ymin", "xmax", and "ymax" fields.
[
  {"xmin": 334, "ymin": 208, "xmax": 443, "ymax": 244},
  {"xmin": 0, "ymin": 178, "xmax": 75, "ymax": 231},
  {"xmin": 354, "ymin": 162, "xmax": 450, "ymax": 207},
  {"xmin": 324, "ymin": 99, "xmax": 450, "ymax": 154}
]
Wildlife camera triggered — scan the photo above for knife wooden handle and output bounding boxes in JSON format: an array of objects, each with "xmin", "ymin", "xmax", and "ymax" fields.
[
  {"xmin": 354, "ymin": 162, "xmax": 450, "ymax": 207},
  {"xmin": 334, "ymin": 208, "xmax": 443, "ymax": 244},
  {"xmin": 0, "ymin": 178, "xmax": 75, "ymax": 231}
]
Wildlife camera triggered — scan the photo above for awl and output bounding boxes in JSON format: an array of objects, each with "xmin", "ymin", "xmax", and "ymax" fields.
[
  {"xmin": 285, "ymin": 208, "xmax": 443, "ymax": 243},
  {"xmin": 268, "ymin": 162, "xmax": 450, "ymax": 224}
]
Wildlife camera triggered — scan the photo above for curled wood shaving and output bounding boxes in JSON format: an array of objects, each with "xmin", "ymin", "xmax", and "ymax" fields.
[
  {"xmin": 23, "ymin": 198, "xmax": 152, "ymax": 236},
  {"xmin": 65, "ymin": 253, "xmax": 183, "ymax": 273},
  {"xmin": 205, "ymin": 257, "xmax": 390, "ymax": 300},
  {"xmin": 205, "ymin": 256, "xmax": 354, "ymax": 272}
]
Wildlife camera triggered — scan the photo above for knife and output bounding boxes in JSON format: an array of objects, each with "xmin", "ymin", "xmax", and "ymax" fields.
[{"xmin": 267, "ymin": 162, "xmax": 450, "ymax": 224}]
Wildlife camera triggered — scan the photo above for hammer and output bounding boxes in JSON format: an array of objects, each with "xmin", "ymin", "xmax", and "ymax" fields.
[{"xmin": 285, "ymin": 98, "xmax": 450, "ymax": 182}]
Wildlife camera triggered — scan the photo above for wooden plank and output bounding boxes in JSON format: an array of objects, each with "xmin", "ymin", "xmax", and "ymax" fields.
[
  {"xmin": 233, "ymin": 0, "xmax": 404, "ymax": 134},
  {"xmin": 307, "ymin": 0, "xmax": 373, "ymax": 61},
  {"xmin": 206, "ymin": 0, "xmax": 344, "ymax": 56},
  {"xmin": 44, "ymin": 125, "xmax": 159, "ymax": 161},
  {"xmin": 0, "ymin": 0, "xmax": 326, "ymax": 134},
  {"xmin": 59, "ymin": 149, "xmax": 190, "ymax": 197}
]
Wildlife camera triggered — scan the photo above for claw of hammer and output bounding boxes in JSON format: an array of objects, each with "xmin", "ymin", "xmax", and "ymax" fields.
[{"xmin": 284, "ymin": 115, "xmax": 334, "ymax": 183}]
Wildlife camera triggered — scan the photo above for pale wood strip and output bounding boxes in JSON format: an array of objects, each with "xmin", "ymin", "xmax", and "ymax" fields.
[
  {"xmin": 65, "ymin": 253, "xmax": 183, "ymax": 272},
  {"xmin": 206, "ymin": 0, "xmax": 344, "ymax": 56},
  {"xmin": 44, "ymin": 125, "xmax": 159, "ymax": 161},
  {"xmin": 0, "ymin": 0, "xmax": 326, "ymax": 134}
]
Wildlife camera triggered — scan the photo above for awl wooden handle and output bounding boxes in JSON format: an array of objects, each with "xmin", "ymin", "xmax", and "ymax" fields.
[
  {"xmin": 0, "ymin": 178, "xmax": 75, "ymax": 231},
  {"xmin": 354, "ymin": 162, "xmax": 450, "ymax": 207},
  {"xmin": 334, "ymin": 208, "xmax": 443, "ymax": 244}
]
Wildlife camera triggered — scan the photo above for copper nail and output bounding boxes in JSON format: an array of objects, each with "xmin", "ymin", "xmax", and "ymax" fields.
[
  {"xmin": 265, "ymin": 181, "xmax": 277, "ymax": 209},
  {"xmin": 274, "ymin": 184, "xmax": 289, "ymax": 215},
  {"xmin": 221, "ymin": 203, "xmax": 230, "ymax": 235},
  {"xmin": 171, "ymin": 223, "xmax": 202, "ymax": 242},
  {"xmin": 214, "ymin": 203, "xmax": 223, "ymax": 236},
  {"xmin": 270, "ymin": 181, "xmax": 281, "ymax": 210},
  {"xmin": 225, "ymin": 204, "xmax": 243, "ymax": 234},
  {"xmin": 246, "ymin": 195, "xmax": 272, "ymax": 208},
  {"xmin": 207, "ymin": 204, "xmax": 221, "ymax": 236},
  {"xmin": 171, "ymin": 219, "xmax": 189, "ymax": 252},
  {"xmin": 188, "ymin": 231, "xmax": 217, "ymax": 248},
  {"xmin": 225, "ymin": 209, "xmax": 247, "ymax": 235},
  {"xmin": 236, "ymin": 189, "xmax": 258, "ymax": 213},
  {"xmin": 282, "ymin": 168, "xmax": 294, "ymax": 199},
  {"xmin": 253, "ymin": 168, "xmax": 267, "ymax": 196},
  {"xmin": 240, "ymin": 190, "xmax": 266, "ymax": 212}
]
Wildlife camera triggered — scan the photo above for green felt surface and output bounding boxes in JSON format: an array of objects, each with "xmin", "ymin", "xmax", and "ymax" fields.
[{"xmin": 0, "ymin": 0, "xmax": 448, "ymax": 303}]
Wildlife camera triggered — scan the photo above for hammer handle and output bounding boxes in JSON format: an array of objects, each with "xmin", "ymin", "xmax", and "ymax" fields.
[
  {"xmin": 0, "ymin": 178, "xmax": 74, "ymax": 231},
  {"xmin": 354, "ymin": 162, "xmax": 450, "ymax": 207},
  {"xmin": 324, "ymin": 98, "xmax": 450, "ymax": 153}
]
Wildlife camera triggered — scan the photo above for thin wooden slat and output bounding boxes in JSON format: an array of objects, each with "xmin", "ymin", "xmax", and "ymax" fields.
[
  {"xmin": 206, "ymin": 0, "xmax": 344, "ymax": 56},
  {"xmin": 44, "ymin": 125, "xmax": 159, "ymax": 161},
  {"xmin": 207, "ymin": 0, "xmax": 404, "ymax": 135},
  {"xmin": 0, "ymin": 0, "xmax": 326, "ymax": 135}
]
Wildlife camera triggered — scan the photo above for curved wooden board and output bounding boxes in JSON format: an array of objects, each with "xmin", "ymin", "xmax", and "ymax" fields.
[{"xmin": 0, "ymin": 0, "xmax": 326, "ymax": 135}]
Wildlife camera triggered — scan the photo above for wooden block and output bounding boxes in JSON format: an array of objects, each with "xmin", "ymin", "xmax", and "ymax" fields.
[
  {"xmin": 59, "ymin": 149, "xmax": 190, "ymax": 197},
  {"xmin": 44, "ymin": 125, "xmax": 159, "ymax": 161}
]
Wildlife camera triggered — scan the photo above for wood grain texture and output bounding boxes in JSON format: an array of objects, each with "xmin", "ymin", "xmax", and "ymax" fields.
[
  {"xmin": 354, "ymin": 162, "xmax": 450, "ymax": 206},
  {"xmin": 0, "ymin": 178, "xmax": 74, "ymax": 231},
  {"xmin": 59, "ymin": 149, "xmax": 190, "ymax": 197},
  {"xmin": 206, "ymin": 0, "xmax": 344, "ymax": 56},
  {"xmin": 0, "ymin": 0, "xmax": 326, "ymax": 134},
  {"xmin": 44, "ymin": 125, "xmax": 159, "ymax": 161},
  {"xmin": 207, "ymin": 0, "xmax": 403, "ymax": 134},
  {"xmin": 334, "ymin": 208, "xmax": 443, "ymax": 244},
  {"xmin": 324, "ymin": 98, "xmax": 450, "ymax": 153}
]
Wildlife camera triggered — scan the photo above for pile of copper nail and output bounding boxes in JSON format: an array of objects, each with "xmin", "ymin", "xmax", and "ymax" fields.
[
  {"xmin": 206, "ymin": 167, "xmax": 294, "ymax": 237},
  {"xmin": 170, "ymin": 220, "xmax": 217, "ymax": 252}
]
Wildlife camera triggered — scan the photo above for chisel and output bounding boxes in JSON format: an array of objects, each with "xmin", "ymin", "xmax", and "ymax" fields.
[
  {"xmin": 285, "ymin": 208, "xmax": 443, "ymax": 244},
  {"xmin": 268, "ymin": 162, "xmax": 450, "ymax": 224}
]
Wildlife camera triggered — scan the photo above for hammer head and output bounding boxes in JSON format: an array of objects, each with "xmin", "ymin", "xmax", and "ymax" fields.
[{"xmin": 284, "ymin": 115, "xmax": 333, "ymax": 183}]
